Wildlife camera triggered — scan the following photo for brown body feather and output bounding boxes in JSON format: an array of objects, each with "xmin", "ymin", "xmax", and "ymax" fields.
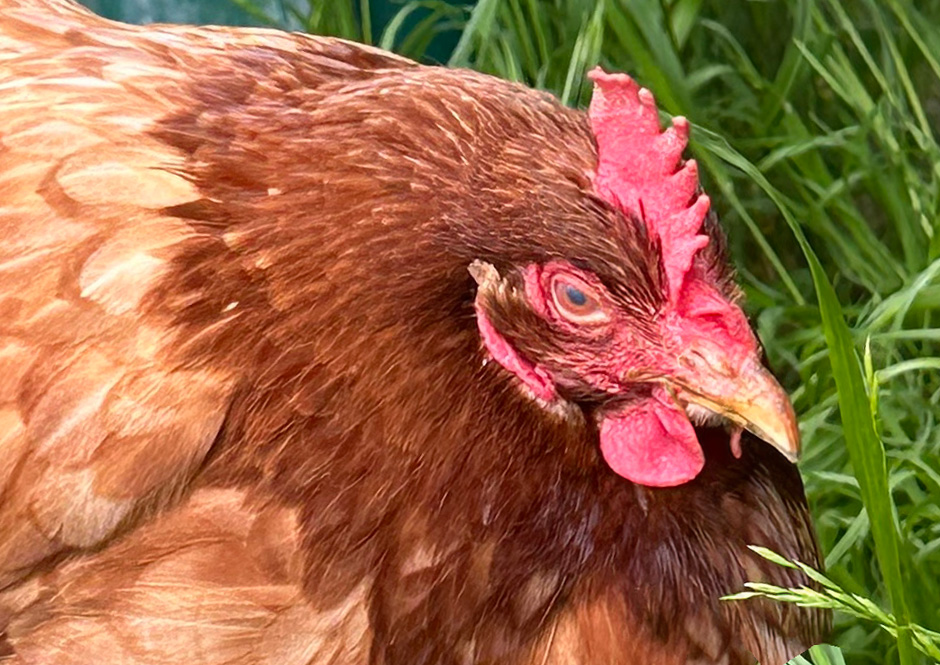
[{"xmin": 0, "ymin": 2, "xmax": 828, "ymax": 663}]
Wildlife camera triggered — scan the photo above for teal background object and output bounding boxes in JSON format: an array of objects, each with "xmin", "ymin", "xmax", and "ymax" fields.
[
  {"xmin": 77, "ymin": 0, "xmax": 460, "ymax": 63},
  {"xmin": 80, "ymin": 0, "xmax": 272, "ymax": 27}
]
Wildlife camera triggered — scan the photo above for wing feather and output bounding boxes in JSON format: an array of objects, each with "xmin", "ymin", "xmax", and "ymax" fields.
[
  {"xmin": 2, "ymin": 489, "xmax": 372, "ymax": 665},
  {"xmin": 0, "ymin": 8, "xmax": 238, "ymax": 588},
  {"xmin": 0, "ymin": 0, "xmax": 411, "ymax": 595}
]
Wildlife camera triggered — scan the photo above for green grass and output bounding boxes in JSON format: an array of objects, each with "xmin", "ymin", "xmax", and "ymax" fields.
[
  {"xmin": 726, "ymin": 547, "xmax": 940, "ymax": 662},
  {"xmin": 239, "ymin": 1, "xmax": 940, "ymax": 662}
]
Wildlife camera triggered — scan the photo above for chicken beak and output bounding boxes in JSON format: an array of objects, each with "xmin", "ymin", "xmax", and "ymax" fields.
[{"xmin": 673, "ymin": 355, "xmax": 801, "ymax": 463}]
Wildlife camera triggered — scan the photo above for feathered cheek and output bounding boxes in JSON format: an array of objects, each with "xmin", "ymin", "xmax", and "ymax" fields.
[
  {"xmin": 468, "ymin": 261, "xmax": 557, "ymax": 403},
  {"xmin": 474, "ymin": 304, "xmax": 557, "ymax": 403}
]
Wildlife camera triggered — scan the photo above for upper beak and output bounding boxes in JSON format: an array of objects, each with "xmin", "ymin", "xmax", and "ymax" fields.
[{"xmin": 672, "ymin": 353, "xmax": 801, "ymax": 463}]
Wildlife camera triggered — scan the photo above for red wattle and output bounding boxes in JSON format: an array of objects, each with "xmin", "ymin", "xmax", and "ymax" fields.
[{"xmin": 599, "ymin": 388, "xmax": 704, "ymax": 487}]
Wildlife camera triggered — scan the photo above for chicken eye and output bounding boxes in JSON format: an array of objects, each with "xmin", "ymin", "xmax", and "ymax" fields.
[
  {"xmin": 551, "ymin": 277, "xmax": 607, "ymax": 324},
  {"xmin": 565, "ymin": 285, "xmax": 587, "ymax": 306}
]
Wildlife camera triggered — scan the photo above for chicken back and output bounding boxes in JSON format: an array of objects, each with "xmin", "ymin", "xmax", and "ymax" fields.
[{"xmin": 0, "ymin": 1, "xmax": 828, "ymax": 663}]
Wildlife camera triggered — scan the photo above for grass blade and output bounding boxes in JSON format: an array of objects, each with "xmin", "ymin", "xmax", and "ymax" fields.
[
  {"xmin": 712, "ymin": 147, "xmax": 919, "ymax": 665},
  {"xmin": 448, "ymin": 0, "xmax": 501, "ymax": 67}
]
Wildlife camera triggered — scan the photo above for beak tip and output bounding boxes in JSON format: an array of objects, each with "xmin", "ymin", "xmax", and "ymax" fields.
[
  {"xmin": 781, "ymin": 445, "xmax": 801, "ymax": 464},
  {"xmin": 670, "ymin": 351, "xmax": 803, "ymax": 465},
  {"xmin": 763, "ymin": 398, "xmax": 802, "ymax": 464},
  {"xmin": 783, "ymin": 403, "xmax": 802, "ymax": 461}
]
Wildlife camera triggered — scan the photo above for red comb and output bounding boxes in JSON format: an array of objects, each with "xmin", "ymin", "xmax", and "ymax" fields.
[{"xmin": 588, "ymin": 68, "xmax": 710, "ymax": 303}]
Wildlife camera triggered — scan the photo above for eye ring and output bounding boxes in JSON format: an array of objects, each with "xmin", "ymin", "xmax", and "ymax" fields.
[{"xmin": 550, "ymin": 276, "xmax": 608, "ymax": 324}]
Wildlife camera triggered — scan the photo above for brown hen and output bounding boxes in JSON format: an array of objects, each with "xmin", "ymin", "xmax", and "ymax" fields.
[{"xmin": 0, "ymin": 1, "xmax": 828, "ymax": 663}]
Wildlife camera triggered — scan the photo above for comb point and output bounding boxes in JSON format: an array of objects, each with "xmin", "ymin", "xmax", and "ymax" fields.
[{"xmin": 588, "ymin": 68, "xmax": 711, "ymax": 305}]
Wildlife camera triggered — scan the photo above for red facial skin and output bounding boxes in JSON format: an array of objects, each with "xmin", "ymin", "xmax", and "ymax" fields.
[{"xmin": 475, "ymin": 259, "xmax": 761, "ymax": 487}]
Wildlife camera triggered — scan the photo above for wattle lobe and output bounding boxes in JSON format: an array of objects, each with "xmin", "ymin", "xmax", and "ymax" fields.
[{"xmin": 598, "ymin": 388, "xmax": 705, "ymax": 487}]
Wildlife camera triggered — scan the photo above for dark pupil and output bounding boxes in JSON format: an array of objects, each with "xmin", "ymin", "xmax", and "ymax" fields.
[{"xmin": 565, "ymin": 285, "xmax": 588, "ymax": 307}]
